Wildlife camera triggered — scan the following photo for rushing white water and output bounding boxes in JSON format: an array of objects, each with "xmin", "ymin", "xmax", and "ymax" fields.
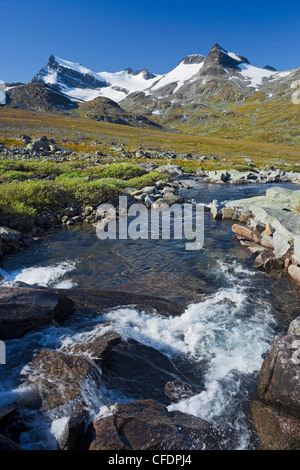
[
  {"xmin": 0, "ymin": 260, "xmax": 77, "ymax": 288},
  {"xmin": 98, "ymin": 259, "xmax": 276, "ymax": 449},
  {"xmin": 0, "ymin": 257, "xmax": 277, "ymax": 450}
]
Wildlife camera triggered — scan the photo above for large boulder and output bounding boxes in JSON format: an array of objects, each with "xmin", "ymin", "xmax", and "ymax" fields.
[
  {"xmin": 24, "ymin": 331, "xmax": 123, "ymax": 413},
  {"xmin": 253, "ymin": 317, "xmax": 300, "ymax": 449},
  {"xmin": 251, "ymin": 401, "xmax": 300, "ymax": 450},
  {"xmin": 257, "ymin": 316, "xmax": 300, "ymax": 418},
  {"xmin": 210, "ymin": 200, "xmax": 223, "ymax": 219},
  {"xmin": 288, "ymin": 265, "xmax": 300, "ymax": 286},
  {"xmin": 64, "ymin": 331, "xmax": 121, "ymax": 364},
  {"xmin": 61, "ymin": 288, "xmax": 186, "ymax": 317},
  {"xmin": 101, "ymin": 338, "xmax": 202, "ymax": 405},
  {"xmin": 157, "ymin": 164, "xmax": 183, "ymax": 176},
  {"xmin": 27, "ymin": 136, "xmax": 50, "ymax": 152},
  {"xmin": 0, "ymin": 286, "xmax": 75, "ymax": 339},
  {"xmin": 24, "ymin": 349, "xmax": 102, "ymax": 411},
  {"xmin": 232, "ymin": 224, "xmax": 261, "ymax": 243},
  {"xmin": 204, "ymin": 170, "xmax": 229, "ymax": 184},
  {"xmin": 0, "ymin": 433, "xmax": 22, "ymax": 450},
  {"xmin": 90, "ymin": 399, "xmax": 222, "ymax": 450}
]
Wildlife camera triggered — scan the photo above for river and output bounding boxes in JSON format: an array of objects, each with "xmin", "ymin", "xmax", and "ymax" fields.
[{"xmin": 0, "ymin": 179, "xmax": 299, "ymax": 449}]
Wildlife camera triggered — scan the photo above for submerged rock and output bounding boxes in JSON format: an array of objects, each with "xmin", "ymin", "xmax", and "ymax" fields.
[{"xmin": 101, "ymin": 338, "xmax": 201, "ymax": 405}]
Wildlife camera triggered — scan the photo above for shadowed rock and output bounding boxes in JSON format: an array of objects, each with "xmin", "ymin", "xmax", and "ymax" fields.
[
  {"xmin": 0, "ymin": 433, "xmax": 22, "ymax": 450},
  {"xmin": 0, "ymin": 286, "xmax": 74, "ymax": 339},
  {"xmin": 251, "ymin": 401, "xmax": 300, "ymax": 450},
  {"xmin": 90, "ymin": 399, "xmax": 223, "ymax": 450},
  {"xmin": 101, "ymin": 339, "xmax": 202, "ymax": 405},
  {"xmin": 257, "ymin": 317, "xmax": 300, "ymax": 418},
  {"xmin": 60, "ymin": 288, "xmax": 187, "ymax": 317},
  {"xmin": 59, "ymin": 404, "xmax": 93, "ymax": 450}
]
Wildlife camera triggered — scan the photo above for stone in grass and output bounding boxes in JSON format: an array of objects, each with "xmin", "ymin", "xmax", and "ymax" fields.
[{"xmin": 27, "ymin": 136, "xmax": 50, "ymax": 152}]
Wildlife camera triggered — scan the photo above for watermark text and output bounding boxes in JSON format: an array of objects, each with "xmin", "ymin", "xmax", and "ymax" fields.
[{"xmin": 96, "ymin": 197, "xmax": 204, "ymax": 251}]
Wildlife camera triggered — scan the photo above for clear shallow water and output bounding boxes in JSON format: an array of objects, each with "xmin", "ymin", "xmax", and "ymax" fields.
[{"xmin": 0, "ymin": 180, "xmax": 300, "ymax": 450}]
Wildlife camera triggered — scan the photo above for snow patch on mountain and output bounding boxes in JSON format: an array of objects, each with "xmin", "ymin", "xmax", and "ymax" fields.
[
  {"xmin": 52, "ymin": 56, "xmax": 105, "ymax": 83},
  {"xmin": 97, "ymin": 69, "xmax": 161, "ymax": 94},
  {"xmin": 31, "ymin": 46, "xmax": 297, "ymax": 105},
  {"xmin": 36, "ymin": 56, "xmax": 162, "ymax": 102},
  {"xmin": 238, "ymin": 64, "xmax": 292, "ymax": 89},
  {"xmin": 146, "ymin": 59, "xmax": 204, "ymax": 95}
]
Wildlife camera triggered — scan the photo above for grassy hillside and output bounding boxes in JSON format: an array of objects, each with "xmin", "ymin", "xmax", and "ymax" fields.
[
  {"xmin": 1, "ymin": 107, "xmax": 300, "ymax": 170},
  {"xmin": 151, "ymin": 90, "xmax": 300, "ymax": 147}
]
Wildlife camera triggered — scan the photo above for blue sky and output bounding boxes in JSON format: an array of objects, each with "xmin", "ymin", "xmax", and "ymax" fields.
[{"xmin": 1, "ymin": 0, "xmax": 299, "ymax": 83}]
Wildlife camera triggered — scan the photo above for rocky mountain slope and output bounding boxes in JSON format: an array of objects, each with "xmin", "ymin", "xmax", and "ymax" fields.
[
  {"xmin": 2, "ymin": 43, "xmax": 299, "ymax": 141},
  {"xmin": 3, "ymin": 83, "xmax": 162, "ymax": 130},
  {"xmin": 5, "ymin": 83, "xmax": 77, "ymax": 112},
  {"xmin": 31, "ymin": 55, "xmax": 161, "ymax": 103},
  {"xmin": 30, "ymin": 44, "xmax": 298, "ymax": 110},
  {"xmin": 76, "ymin": 96, "xmax": 162, "ymax": 129}
]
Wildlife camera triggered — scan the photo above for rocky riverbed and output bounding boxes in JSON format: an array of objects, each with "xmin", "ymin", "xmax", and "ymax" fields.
[
  {"xmin": 210, "ymin": 187, "xmax": 300, "ymax": 288},
  {"xmin": 1, "ymin": 171, "xmax": 300, "ymax": 450}
]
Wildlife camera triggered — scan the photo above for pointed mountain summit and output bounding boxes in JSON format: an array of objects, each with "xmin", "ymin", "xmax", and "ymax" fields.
[
  {"xmin": 32, "ymin": 55, "xmax": 108, "ymax": 92},
  {"xmin": 201, "ymin": 43, "xmax": 250, "ymax": 75}
]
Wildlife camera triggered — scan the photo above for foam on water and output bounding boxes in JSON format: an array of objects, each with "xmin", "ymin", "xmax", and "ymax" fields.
[
  {"xmin": 99, "ymin": 258, "xmax": 276, "ymax": 449},
  {"xmin": 0, "ymin": 260, "xmax": 77, "ymax": 288},
  {"xmin": 0, "ymin": 256, "xmax": 277, "ymax": 449}
]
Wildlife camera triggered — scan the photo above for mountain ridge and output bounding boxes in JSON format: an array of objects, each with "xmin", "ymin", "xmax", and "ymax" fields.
[
  {"xmin": 29, "ymin": 43, "xmax": 297, "ymax": 105},
  {"xmin": 3, "ymin": 43, "xmax": 299, "ymax": 144}
]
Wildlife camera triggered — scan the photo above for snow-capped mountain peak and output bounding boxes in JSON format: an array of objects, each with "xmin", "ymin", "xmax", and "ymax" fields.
[
  {"xmin": 31, "ymin": 44, "xmax": 294, "ymax": 105},
  {"xmin": 31, "ymin": 55, "xmax": 161, "ymax": 103}
]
